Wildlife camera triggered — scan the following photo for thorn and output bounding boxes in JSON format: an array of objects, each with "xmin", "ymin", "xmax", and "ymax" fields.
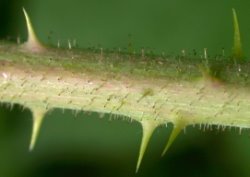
[
  {"xmin": 204, "ymin": 48, "xmax": 207, "ymax": 59},
  {"xmin": 29, "ymin": 107, "xmax": 47, "ymax": 151},
  {"xmin": 22, "ymin": 8, "xmax": 45, "ymax": 53},
  {"xmin": 222, "ymin": 47, "xmax": 225, "ymax": 57},
  {"xmin": 161, "ymin": 115, "xmax": 187, "ymax": 157},
  {"xmin": 136, "ymin": 120, "xmax": 159, "ymax": 173},
  {"xmin": 57, "ymin": 40, "xmax": 60, "ymax": 48},
  {"xmin": 239, "ymin": 127, "xmax": 242, "ymax": 135},
  {"xmin": 181, "ymin": 49, "xmax": 186, "ymax": 57},
  {"xmin": 68, "ymin": 39, "xmax": 72, "ymax": 50},
  {"xmin": 232, "ymin": 8, "xmax": 243, "ymax": 59}
]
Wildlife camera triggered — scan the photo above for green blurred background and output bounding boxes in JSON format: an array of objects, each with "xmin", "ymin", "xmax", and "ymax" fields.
[{"xmin": 1, "ymin": 0, "xmax": 250, "ymax": 177}]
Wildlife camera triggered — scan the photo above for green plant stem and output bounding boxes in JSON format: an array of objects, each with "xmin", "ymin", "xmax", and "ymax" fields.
[{"xmin": 1, "ymin": 43, "xmax": 250, "ymax": 129}]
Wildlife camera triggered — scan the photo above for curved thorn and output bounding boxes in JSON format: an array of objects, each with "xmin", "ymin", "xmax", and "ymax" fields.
[
  {"xmin": 29, "ymin": 108, "xmax": 47, "ymax": 151},
  {"xmin": 232, "ymin": 8, "xmax": 243, "ymax": 59},
  {"xmin": 161, "ymin": 123, "xmax": 185, "ymax": 156},
  {"xmin": 136, "ymin": 120, "xmax": 159, "ymax": 173},
  {"xmin": 22, "ymin": 8, "xmax": 45, "ymax": 52},
  {"xmin": 161, "ymin": 113, "xmax": 188, "ymax": 157}
]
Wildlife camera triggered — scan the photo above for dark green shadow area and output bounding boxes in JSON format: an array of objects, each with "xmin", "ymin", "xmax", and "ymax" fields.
[
  {"xmin": 16, "ymin": 0, "xmax": 250, "ymax": 57},
  {"xmin": 1, "ymin": 104, "xmax": 250, "ymax": 177}
]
